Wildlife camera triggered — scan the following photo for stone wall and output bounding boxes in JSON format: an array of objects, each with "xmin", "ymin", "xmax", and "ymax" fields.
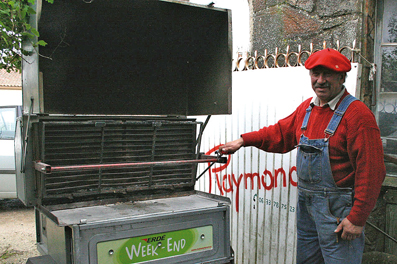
[
  {"xmin": 249, "ymin": 0, "xmax": 378, "ymax": 106},
  {"xmin": 250, "ymin": 0, "xmax": 363, "ymax": 54}
]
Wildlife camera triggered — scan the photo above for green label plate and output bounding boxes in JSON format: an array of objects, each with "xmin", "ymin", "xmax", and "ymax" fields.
[{"xmin": 97, "ymin": 226, "xmax": 213, "ymax": 263}]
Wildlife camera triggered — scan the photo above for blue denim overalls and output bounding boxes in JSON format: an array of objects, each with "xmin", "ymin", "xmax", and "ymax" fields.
[{"xmin": 296, "ymin": 94, "xmax": 365, "ymax": 264}]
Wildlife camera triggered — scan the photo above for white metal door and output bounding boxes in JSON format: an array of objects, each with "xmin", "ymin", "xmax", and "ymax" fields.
[{"xmin": 195, "ymin": 65, "xmax": 358, "ymax": 264}]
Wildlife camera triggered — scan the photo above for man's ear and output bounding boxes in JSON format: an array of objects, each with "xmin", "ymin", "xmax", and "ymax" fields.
[{"xmin": 340, "ymin": 73, "xmax": 346, "ymax": 82}]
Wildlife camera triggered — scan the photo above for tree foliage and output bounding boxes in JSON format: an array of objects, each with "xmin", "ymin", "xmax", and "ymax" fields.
[{"xmin": 0, "ymin": 0, "xmax": 51, "ymax": 72}]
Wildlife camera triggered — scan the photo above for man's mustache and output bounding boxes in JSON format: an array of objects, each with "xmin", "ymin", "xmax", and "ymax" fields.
[{"xmin": 314, "ymin": 84, "xmax": 330, "ymax": 88}]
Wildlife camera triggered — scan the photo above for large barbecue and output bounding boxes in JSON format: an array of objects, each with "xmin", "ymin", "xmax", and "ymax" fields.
[{"xmin": 16, "ymin": 0, "xmax": 233, "ymax": 263}]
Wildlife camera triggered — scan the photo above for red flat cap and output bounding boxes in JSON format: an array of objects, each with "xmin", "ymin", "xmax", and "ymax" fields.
[{"xmin": 304, "ymin": 48, "xmax": 351, "ymax": 72}]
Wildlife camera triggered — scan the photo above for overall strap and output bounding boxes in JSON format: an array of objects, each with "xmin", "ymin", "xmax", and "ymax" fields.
[
  {"xmin": 301, "ymin": 105, "xmax": 313, "ymax": 131},
  {"xmin": 324, "ymin": 94, "xmax": 358, "ymax": 136}
]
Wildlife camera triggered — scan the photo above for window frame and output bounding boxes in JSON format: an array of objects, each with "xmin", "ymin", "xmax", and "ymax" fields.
[
  {"xmin": 375, "ymin": 0, "xmax": 397, "ymax": 176},
  {"xmin": 375, "ymin": 0, "xmax": 397, "ymax": 95},
  {"xmin": 0, "ymin": 106, "xmax": 21, "ymax": 140}
]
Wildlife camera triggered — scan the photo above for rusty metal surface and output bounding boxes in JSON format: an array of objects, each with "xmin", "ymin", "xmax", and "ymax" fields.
[
  {"xmin": 44, "ymin": 191, "xmax": 228, "ymax": 227},
  {"xmin": 33, "ymin": 119, "xmax": 201, "ymax": 203}
]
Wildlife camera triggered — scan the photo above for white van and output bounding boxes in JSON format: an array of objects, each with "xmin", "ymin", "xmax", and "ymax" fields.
[{"xmin": 0, "ymin": 89, "xmax": 22, "ymax": 199}]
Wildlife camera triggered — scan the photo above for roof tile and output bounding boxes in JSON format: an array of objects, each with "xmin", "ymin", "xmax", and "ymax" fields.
[{"xmin": 0, "ymin": 69, "xmax": 22, "ymax": 87}]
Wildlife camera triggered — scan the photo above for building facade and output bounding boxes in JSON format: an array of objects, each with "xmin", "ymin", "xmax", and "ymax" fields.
[{"xmin": 248, "ymin": 0, "xmax": 397, "ymax": 257}]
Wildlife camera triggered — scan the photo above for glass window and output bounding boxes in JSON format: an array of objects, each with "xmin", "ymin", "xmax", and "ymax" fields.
[
  {"xmin": 376, "ymin": 0, "xmax": 397, "ymax": 176},
  {"xmin": 0, "ymin": 107, "xmax": 17, "ymax": 140},
  {"xmin": 381, "ymin": 47, "xmax": 397, "ymax": 92},
  {"xmin": 382, "ymin": 0, "xmax": 397, "ymax": 43}
]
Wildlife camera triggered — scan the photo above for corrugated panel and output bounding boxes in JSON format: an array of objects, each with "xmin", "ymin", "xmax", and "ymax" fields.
[{"xmin": 195, "ymin": 65, "xmax": 358, "ymax": 264}]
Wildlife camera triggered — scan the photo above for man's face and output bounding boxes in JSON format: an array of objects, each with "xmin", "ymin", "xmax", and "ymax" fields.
[{"xmin": 310, "ymin": 66, "xmax": 345, "ymax": 106}]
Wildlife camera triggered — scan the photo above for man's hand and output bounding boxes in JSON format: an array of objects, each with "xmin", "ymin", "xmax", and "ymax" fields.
[
  {"xmin": 219, "ymin": 138, "xmax": 245, "ymax": 154},
  {"xmin": 334, "ymin": 218, "xmax": 364, "ymax": 241}
]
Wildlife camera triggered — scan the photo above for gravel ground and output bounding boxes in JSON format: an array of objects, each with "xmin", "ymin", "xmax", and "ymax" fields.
[
  {"xmin": 2, "ymin": 200, "xmax": 396, "ymax": 264},
  {"xmin": 0, "ymin": 199, "xmax": 39, "ymax": 264}
]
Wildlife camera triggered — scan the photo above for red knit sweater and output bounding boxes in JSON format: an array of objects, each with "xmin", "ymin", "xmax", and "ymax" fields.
[{"xmin": 241, "ymin": 91, "xmax": 385, "ymax": 226}]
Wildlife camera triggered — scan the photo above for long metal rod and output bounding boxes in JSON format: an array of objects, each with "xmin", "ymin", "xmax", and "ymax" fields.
[
  {"xmin": 196, "ymin": 115, "xmax": 211, "ymax": 150},
  {"xmin": 21, "ymin": 97, "xmax": 34, "ymax": 173},
  {"xmin": 366, "ymin": 221, "xmax": 397, "ymax": 244},
  {"xmin": 195, "ymin": 161, "xmax": 216, "ymax": 181},
  {"xmin": 34, "ymin": 158, "xmax": 224, "ymax": 174},
  {"xmin": 384, "ymin": 153, "xmax": 397, "ymax": 165}
]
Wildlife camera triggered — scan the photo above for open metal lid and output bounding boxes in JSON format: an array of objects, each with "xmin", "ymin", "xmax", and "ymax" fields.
[{"xmin": 22, "ymin": 0, "xmax": 232, "ymax": 116}]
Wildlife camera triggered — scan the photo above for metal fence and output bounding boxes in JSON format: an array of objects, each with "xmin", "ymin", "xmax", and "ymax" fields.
[{"xmin": 234, "ymin": 41, "xmax": 358, "ymax": 71}]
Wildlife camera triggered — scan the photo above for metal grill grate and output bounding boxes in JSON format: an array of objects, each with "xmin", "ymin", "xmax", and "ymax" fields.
[{"xmin": 39, "ymin": 120, "xmax": 198, "ymax": 198}]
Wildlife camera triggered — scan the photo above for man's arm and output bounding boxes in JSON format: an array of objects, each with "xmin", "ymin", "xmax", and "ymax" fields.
[{"xmin": 341, "ymin": 102, "xmax": 386, "ymax": 238}]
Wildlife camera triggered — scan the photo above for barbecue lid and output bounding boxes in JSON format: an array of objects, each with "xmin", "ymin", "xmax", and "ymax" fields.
[{"xmin": 22, "ymin": 0, "xmax": 232, "ymax": 116}]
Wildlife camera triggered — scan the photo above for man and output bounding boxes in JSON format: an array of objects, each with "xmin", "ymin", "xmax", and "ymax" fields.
[{"xmin": 219, "ymin": 48, "xmax": 385, "ymax": 263}]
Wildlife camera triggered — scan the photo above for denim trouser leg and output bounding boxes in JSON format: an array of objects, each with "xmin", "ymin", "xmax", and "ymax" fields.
[
  {"xmin": 297, "ymin": 190, "xmax": 365, "ymax": 264},
  {"xmin": 297, "ymin": 192, "xmax": 324, "ymax": 264}
]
